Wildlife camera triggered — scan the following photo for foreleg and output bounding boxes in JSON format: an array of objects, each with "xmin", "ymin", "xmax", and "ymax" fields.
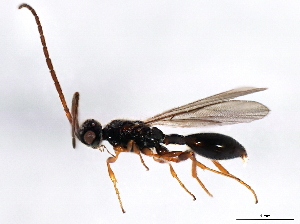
[{"xmin": 106, "ymin": 151, "xmax": 125, "ymax": 213}]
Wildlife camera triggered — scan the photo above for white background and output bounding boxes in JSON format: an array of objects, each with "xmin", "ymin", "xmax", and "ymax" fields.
[{"xmin": 1, "ymin": 1, "xmax": 299, "ymax": 223}]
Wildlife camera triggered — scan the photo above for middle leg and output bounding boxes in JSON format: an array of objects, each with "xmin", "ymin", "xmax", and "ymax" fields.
[{"xmin": 142, "ymin": 145, "xmax": 196, "ymax": 200}]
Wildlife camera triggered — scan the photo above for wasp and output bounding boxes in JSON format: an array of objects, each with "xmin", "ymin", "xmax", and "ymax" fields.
[{"xmin": 19, "ymin": 3, "xmax": 269, "ymax": 213}]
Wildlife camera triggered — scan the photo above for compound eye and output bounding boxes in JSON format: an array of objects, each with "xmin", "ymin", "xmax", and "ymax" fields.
[{"xmin": 83, "ymin": 130, "xmax": 96, "ymax": 145}]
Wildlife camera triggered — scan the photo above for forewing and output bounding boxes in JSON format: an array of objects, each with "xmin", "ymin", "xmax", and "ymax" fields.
[{"xmin": 144, "ymin": 87, "xmax": 269, "ymax": 127}]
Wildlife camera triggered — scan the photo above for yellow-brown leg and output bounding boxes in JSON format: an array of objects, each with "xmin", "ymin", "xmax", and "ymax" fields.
[
  {"xmin": 211, "ymin": 160, "xmax": 229, "ymax": 174},
  {"xmin": 106, "ymin": 151, "xmax": 126, "ymax": 213},
  {"xmin": 105, "ymin": 142, "xmax": 152, "ymax": 213},
  {"xmin": 128, "ymin": 140, "xmax": 149, "ymax": 170},
  {"xmin": 143, "ymin": 149, "xmax": 196, "ymax": 200},
  {"xmin": 190, "ymin": 155, "xmax": 213, "ymax": 197},
  {"xmin": 190, "ymin": 154, "xmax": 258, "ymax": 203},
  {"xmin": 169, "ymin": 164, "xmax": 196, "ymax": 200},
  {"xmin": 141, "ymin": 148, "xmax": 193, "ymax": 163}
]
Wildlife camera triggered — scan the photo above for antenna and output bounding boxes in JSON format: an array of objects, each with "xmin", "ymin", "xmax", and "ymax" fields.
[{"xmin": 19, "ymin": 4, "xmax": 72, "ymax": 124}]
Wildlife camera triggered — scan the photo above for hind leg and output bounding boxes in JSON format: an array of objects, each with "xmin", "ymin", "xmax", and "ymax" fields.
[{"xmin": 190, "ymin": 154, "xmax": 258, "ymax": 203}]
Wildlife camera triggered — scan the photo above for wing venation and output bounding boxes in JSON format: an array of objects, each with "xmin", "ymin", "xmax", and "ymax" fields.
[{"xmin": 144, "ymin": 87, "xmax": 269, "ymax": 127}]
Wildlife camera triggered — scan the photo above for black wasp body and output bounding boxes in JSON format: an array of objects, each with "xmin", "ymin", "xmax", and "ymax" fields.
[
  {"xmin": 19, "ymin": 3, "xmax": 269, "ymax": 213},
  {"xmin": 80, "ymin": 119, "xmax": 247, "ymax": 161},
  {"xmin": 103, "ymin": 120, "xmax": 164, "ymax": 149},
  {"xmin": 78, "ymin": 119, "xmax": 164, "ymax": 150}
]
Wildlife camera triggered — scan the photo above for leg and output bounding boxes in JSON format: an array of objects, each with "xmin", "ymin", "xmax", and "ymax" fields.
[
  {"xmin": 211, "ymin": 160, "xmax": 230, "ymax": 174},
  {"xmin": 169, "ymin": 163, "xmax": 196, "ymax": 200},
  {"xmin": 112, "ymin": 141, "xmax": 149, "ymax": 170},
  {"xmin": 190, "ymin": 154, "xmax": 258, "ymax": 203},
  {"xmin": 105, "ymin": 142, "xmax": 150, "ymax": 213},
  {"xmin": 106, "ymin": 151, "xmax": 126, "ymax": 213},
  {"xmin": 141, "ymin": 146, "xmax": 193, "ymax": 163},
  {"xmin": 191, "ymin": 155, "xmax": 213, "ymax": 197},
  {"xmin": 142, "ymin": 146, "xmax": 196, "ymax": 200},
  {"xmin": 99, "ymin": 144, "xmax": 115, "ymax": 156},
  {"xmin": 127, "ymin": 140, "xmax": 149, "ymax": 170}
]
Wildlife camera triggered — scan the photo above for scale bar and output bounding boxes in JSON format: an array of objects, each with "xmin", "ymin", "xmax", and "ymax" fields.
[{"xmin": 236, "ymin": 219, "xmax": 294, "ymax": 221}]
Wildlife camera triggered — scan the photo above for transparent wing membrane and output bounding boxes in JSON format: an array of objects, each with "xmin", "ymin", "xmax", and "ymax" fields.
[{"xmin": 145, "ymin": 87, "xmax": 269, "ymax": 127}]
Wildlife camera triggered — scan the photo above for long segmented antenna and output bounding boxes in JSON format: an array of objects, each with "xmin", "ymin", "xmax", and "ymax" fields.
[{"xmin": 19, "ymin": 3, "xmax": 72, "ymax": 124}]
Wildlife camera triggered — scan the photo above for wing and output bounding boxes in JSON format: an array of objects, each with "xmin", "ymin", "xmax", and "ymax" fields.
[{"xmin": 144, "ymin": 87, "xmax": 269, "ymax": 127}]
